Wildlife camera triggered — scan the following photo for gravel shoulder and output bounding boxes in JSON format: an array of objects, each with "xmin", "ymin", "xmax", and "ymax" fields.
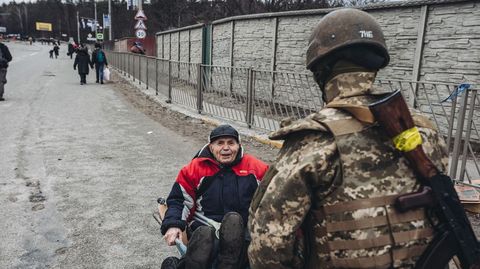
[{"xmin": 109, "ymin": 71, "xmax": 280, "ymax": 164}]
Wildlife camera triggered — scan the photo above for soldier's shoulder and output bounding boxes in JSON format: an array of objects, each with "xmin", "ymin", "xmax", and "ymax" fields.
[{"xmin": 269, "ymin": 108, "xmax": 349, "ymax": 140}]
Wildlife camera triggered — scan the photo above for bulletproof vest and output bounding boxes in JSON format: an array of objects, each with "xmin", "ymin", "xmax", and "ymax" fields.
[{"xmin": 305, "ymin": 109, "xmax": 434, "ymax": 269}]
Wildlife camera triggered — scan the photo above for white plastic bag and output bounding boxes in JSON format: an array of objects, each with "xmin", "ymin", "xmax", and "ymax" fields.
[{"xmin": 104, "ymin": 67, "xmax": 111, "ymax": 81}]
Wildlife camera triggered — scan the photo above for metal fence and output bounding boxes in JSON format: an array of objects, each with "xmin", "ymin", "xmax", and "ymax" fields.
[{"xmin": 105, "ymin": 51, "xmax": 479, "ymax": 182}]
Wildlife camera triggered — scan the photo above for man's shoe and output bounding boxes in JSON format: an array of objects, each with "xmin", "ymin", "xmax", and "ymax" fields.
[
  {"xmin": 100, "ymin": 81, "xmax": 104, "ymax": 84},
  {"xmin": 217, "ymin": 212, "xmax": 246, "ymax": 269},
  {"xmin": 184, "ymin": 226, "xmax": 215, "ymax": 269},
  {"xmin": 161, "ymin": 256, "xmax": 180, "ymax": 269},
  {"xmin": 96, "ymin": 80, "xmax": 99, "ymax": 83},
  {"xmin": 0, "ymin": 97, "xmax": 5, "ymax": 101}
]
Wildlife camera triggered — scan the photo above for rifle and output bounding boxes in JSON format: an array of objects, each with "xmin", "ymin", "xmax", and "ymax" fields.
[{"xmin": 369, "ymin": 90, "xmax": 480, "ymax": 269}]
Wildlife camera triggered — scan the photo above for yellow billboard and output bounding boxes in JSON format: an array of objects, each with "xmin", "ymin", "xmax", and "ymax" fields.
[{"xmin": 36, "ymin": 22, "xmax": 52, "ymax": 32}]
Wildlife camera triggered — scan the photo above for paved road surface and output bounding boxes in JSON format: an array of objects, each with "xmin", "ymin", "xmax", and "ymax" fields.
[{"xmin": 0, "ymin": 42, "xmax": 197, "ymax": 268}]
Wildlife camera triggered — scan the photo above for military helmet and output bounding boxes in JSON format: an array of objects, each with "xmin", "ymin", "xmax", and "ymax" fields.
[{"xmin": 306, "ymin": 8, "xmax": 390, "ymax": 71}]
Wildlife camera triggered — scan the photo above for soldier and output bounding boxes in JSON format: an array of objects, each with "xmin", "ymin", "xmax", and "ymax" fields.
[{"xmin": 248, "ymin": 8, "xmax": 449, "ymax": 269}]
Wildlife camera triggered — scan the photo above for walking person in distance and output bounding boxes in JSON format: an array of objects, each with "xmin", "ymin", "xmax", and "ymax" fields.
[
  {"xmin": 73, "ymin": 45, "xmax": 93, "ymax": 85},
  {"xmin": 0, "ymin": 37, "xmax": 12, "ymax": 101},
  {"xmin": 92, "ymin": 43, "xmax": 108, "ymax": 84}
]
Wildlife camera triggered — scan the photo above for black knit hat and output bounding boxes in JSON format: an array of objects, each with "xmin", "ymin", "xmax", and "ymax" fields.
[{"xmin": 209, "ymin": 125, "xmax": 240, "ymax": 143}]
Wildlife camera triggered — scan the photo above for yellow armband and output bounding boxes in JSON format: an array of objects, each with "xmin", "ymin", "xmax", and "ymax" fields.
[{"xmin": 392, "ymin": 127, "xmax": 422, "ymax": 152}]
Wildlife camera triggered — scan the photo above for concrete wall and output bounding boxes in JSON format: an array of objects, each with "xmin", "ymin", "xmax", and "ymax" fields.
[
  {"xmin": 422, "ymin": 1, "xmax": 480, "ymax": 83},
  {"xmin": 156, "ymin": 0, "xmax": 479, "ymax": 85},
  {"xmin": 156, "ymin": 24, "xmax": 204, "ymax": 63},
  {"xmin": 211, "ymin": 22, "xmax": 231, "ymax": 67}
]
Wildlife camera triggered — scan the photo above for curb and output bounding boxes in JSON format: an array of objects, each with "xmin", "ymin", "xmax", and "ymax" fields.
[{"xmin": 111, "ymin": 69, "xmax": 284, "ymax": 149}]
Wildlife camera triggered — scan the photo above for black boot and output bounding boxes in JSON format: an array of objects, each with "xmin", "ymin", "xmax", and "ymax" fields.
[
  {"xmin": 184, "ymin": 226, "xmax": 215, "ymax": 269},
  {"xmin": 217, "ymin": 212, "xmax": 245, "ymax": 269},
  {"xmin": 161, "ymin": 256, "xmax": 180, "ymax": 269}
]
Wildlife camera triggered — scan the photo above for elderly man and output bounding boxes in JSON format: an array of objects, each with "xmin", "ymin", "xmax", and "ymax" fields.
[{"xmin": 161, "ymin": 125, "xmax": 268, "ymax": 269}]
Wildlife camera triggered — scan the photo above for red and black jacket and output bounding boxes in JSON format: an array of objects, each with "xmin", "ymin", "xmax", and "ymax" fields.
[{"xmin": 160, "ymin": 145, "xmax": 268, "ymax": 234}]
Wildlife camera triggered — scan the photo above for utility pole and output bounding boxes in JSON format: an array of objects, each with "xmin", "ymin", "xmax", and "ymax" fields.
[
  {"xmin": 77, "ymin": 11, "xmax": 80, "ymax": 44},
  {"xmin": 108, "ymin": 0, "xmax": 112, "ymax": 41},
  {"xmin": 94, "ymin": 0, "xmax": 98, "ymax": 41}
]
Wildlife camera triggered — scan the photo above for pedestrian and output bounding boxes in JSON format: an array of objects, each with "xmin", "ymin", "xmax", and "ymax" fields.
[
  {"xmin": 248, "ymin": 8, "xmax": 449, "ymax": 269},
  {"xmin": 0, "ymin": 37, "xmax": 12, "ymax": 101},
  {"xmin": 67, "ymin": 42, "xmax": 75, "ymax": 59},
  {"xmin": 49, "ymin": 50, "xmax": 54, "ymax": 59},
  {"xmin": 130, "ymin": 41, "xmax": 146, "ymax": 55},
  {"xmin": 53, "ymin": 43, "xmax": 59, "ymax": 59},
  {"xmin": 91, "ymin": 43, "xmax": 108, "ymax": 84},
  {"xmin": 73, "ymin": 45, "xmax": 93, "ymax": 85},
  {"xmin": 160, "ymin": 125, "xmax": 269, "ymax": 269}
]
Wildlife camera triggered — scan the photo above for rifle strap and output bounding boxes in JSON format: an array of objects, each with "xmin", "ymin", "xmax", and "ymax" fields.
[
  {"xmin": 322, "ymin": 101, "xmax": 437, "ymax": 137},
  {"xmin": 322, "ymin": 194, "xmax": 399, "ymax": 214},
  {"xmin": 322, "ymin": 209, "xmax": 427, "ymax": 232},
  {"xmin": 328, "ymin": 244, "xmax": 428, "ymax": 269},
  {"xmin": 326, "ymin": 101, "xmax": 376, "ymax": 124},
  {"xmin": 328, "ymin": 228, "xmax": 433, "ymax": 250}
]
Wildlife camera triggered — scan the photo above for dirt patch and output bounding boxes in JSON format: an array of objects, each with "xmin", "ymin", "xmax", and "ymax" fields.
[{"xmin": 110, "ymin": 72, "xmax": 279, "ymax": 164}]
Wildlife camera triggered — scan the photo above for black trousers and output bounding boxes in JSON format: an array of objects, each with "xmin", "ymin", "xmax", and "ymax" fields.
[{"xmin": 79, "ymin": 74, "xmax": 86, "ymax": 83}]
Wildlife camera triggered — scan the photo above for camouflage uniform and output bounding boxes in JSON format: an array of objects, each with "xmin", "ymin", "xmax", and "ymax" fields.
[{"xmin": 248, "ymin": 72, "xmax": 449, "ymax": 269}]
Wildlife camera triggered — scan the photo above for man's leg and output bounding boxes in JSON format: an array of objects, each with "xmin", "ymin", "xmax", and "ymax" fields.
[
  {"xmin": 0, "ymin": 68, "xmax": 8, "ymax": 100},
  {"xmin": 99, "ymin": 63, "xmax": 104, "ymax": 84},
  {"xmin": 160, "ymin": 256, "xmax": 181, "ymax": 269},
  {"xmin": 95, "ymin": 64, "xmax": 100, "ymax": 83},
  {"xmin": 184, "ymin": 226, "xmax": 215, "ymax": 269},
  {"xmin": 217, "ymin": 212, "xmax": 246, "ymax": 269}
]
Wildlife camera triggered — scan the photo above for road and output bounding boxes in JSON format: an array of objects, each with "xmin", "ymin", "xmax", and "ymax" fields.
[{"xmin": 0, "ymin": 42, "xmax": 199, "ymax": 268}]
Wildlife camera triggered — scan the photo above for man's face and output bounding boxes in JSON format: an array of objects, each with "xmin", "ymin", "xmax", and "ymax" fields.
[{"xmin": 209, "ymin": 137, "xmax": 239, "ymax": 165}]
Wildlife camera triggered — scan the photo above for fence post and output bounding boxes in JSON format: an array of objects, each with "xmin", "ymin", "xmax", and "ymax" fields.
[
  {"xmin": 458, "ymin": 89, "xmax": 477, "ymax": 182},
  {"xmin": 196, "ymin": 63, "xmax": 203, "ymax": 114},
  {"xmin": 449, "ymin": 89, "xmax": 469, "ymax": 179},
  {"xmin": 446, "ymin": 88, "xmax": 458, "ymax": 152},
  {"xmin": 246, "ymin": 68, "xmax": 255, "ymax": 128},
  {"xmin": 146, "ymin": 58, "xmax": 149, "ymax": 89},
  {"xmin": 139, "ymin": 56, "xmax": 141, "ymax": 85},
  {"xmin": 167, "ymin": 60, "xmax": 172, "ymax": 103},
  {"xmin": 155, "ymin": 59, "xmax": 158, "ymax": 96},
  {"xmin": 132, "ymin": 55, "xmax": 134, "ymax": 81}
]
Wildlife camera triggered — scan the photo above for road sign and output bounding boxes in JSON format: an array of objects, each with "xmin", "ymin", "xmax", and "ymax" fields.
[
  {"xmin": 0, "ymin": 27, "xmax": 6, "ymax": 33},
  {"xmin": 134, "ymin": 20, "xmax": 147, "ymax": 30},
  {"xmin": 96, "ymin": 33, "xmax": 104, "ymax": 40},
  {"xmin": 103, "ymin": 14, "xmax": 110, "ymax": 28},
  {"xmin": 134, "ymin": 10, "xmax": 147, "ymax": 20},
  {"xmin": 135, "ymin": 29, "xmax": 146, "ymax": 39},
  {"xmin": 36, "ymin": 22, "xmax": 52, "ymax": 32}
]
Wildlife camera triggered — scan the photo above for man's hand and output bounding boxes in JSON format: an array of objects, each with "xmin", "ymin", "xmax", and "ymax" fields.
[{"xmin": 164, "ymin": 227, "xmax": 182, "ymax": 246}]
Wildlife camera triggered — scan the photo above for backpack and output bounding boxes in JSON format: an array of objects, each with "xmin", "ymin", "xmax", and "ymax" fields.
[{"xmin": 96, "ymin": 50, "xmax": 105, "ymax": 63}]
